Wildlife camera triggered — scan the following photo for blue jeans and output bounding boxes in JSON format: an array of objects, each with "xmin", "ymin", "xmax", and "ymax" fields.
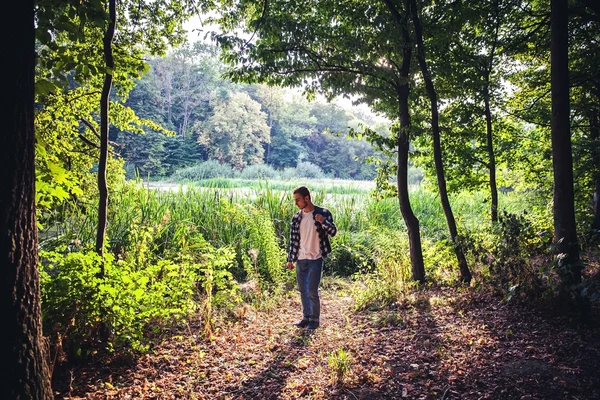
[{"xmin": 296, "ymin": 258, "xmax": 323, "ymax": 321}]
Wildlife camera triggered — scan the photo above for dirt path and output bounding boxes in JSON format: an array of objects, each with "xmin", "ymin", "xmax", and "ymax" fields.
[{"xmin": 53, "ymin": 283, "xmax": 600, "ymax": 399}]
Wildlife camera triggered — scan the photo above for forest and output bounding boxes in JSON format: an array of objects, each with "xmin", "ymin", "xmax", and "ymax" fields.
[{"xmin": 2, "ymin": 0, "xmax": 600, "ymax": 399}]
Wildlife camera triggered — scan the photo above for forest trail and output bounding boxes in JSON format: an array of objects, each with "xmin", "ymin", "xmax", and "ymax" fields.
[{"xmin": 54, "ymin": 281, "xmax": 600, "ymax": 400}]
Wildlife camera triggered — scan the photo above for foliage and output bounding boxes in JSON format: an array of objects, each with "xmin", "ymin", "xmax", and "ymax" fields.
[
  {"xmin": 170, "ymin": 160, "xmax": 236, "ymax": 181},
  {"xmin": 325, "ymin": 231, "xmax": 373, "ymax": 277},
  {"xmin": 40, "ymin": 249, "xmax": 201, "ymax": 356},
  {"xmin": 238, "ymin": 164, "xmax": 280, "ymax": 180},
  {"xmin": 285, "ymin": 162, "xmax": 326, "ymax": 179},
  {"xmin": 327, "ymin": 348, "xmax": 353, "ymax": 386}
]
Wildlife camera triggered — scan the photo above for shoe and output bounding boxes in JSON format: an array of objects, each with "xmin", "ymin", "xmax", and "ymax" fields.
[
  {"xmin": 307, "ymin": 320, "xmax": 320, "ymax": 330},
  {"xmin": 294, "ymin": 319, "xmax": 309, "ymax": 328}
]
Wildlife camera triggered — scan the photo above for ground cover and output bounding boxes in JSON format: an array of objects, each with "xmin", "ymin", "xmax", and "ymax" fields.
[{"xmin": 52, "ymin": 280, "xmax": 600, "ymax": 400}]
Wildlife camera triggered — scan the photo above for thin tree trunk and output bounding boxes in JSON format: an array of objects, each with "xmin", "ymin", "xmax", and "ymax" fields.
[
  {"xmin": 590, "ymin": 106, "xmax": 600, "ymax": 230},
  {"xmin": 483, "ymin": 84, "xmax": 499, "ymax": 223},
  {"xmin": 409, "ymin": 0, "xmax": 471, "ymax": 283},
  {"xmin": 96, "ymin": 0, "xmax": 116, "ymax": 263},
  {"xmin": 593, "ymin": 179, "xmax": 600, "ymax": 231},
  {"xmin": 266, "ymin": 110, "xmax": 273, "ymax": 164},
  {"xmin": 484, "ymin": 0, "xmax": 501, "ymax": 223},
  {"xmin": 1, "ymin": 0, "xmax": 52, "ymax": 396},
  {"xmin": 550, "ymin": 0, "xmax": 581, "ymax": 284},
  {"xmin": 384, "ymin": 0, "xmax": 425, "ymax": 282},
  {"xmin": 397, "ymin": 88, "xmax": 426, "ymax": 283}
]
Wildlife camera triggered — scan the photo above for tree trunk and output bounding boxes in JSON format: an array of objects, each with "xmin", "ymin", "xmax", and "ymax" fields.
[
  {"xmin": 593, "ymin": 178, "xmax": 600, "ymax": 231},
  {"xmin": 409, "ymin": 0, "xmax": 471, "ymax": 283},
  {"xmin": 0, "ymin": 0, "xmax": 53, "ymax": 396},
  {"xmin": 266, "ymin": 110, "xmax": 273, "ymax": 164},
  {"xmin": 550, "ymin": 0, "xmax": 581, "ymax": 284},
  {"xmin": 391, "ymin": 0, "xmax": 425, "ymax": 282},
  {"xmin": 590, "ymin": 101, "xmax": 600, "ymax": 231},
  {"xmin": 483, "ymin": 84, "xmax": 499, "ymax": 223},
  {"xmin": 96, "ymin": 0, "xmax": 116, "ymax": 263},
  {"xmin": 397, "ymin": 88, "xmax": 426, "ymax": 283}
]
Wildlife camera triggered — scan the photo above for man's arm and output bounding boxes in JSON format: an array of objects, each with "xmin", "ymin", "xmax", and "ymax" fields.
[
  {"xmin": 319, "ymin": 210, "xmax": 337, "ymax": 237},
  {"xmin": 287, "ymin": 214, "xmax": 300, "ymax": 263}
]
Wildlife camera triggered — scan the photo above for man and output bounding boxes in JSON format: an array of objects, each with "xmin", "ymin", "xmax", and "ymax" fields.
[{"xmin": 286, "ymin": 185, "xmax": 337, "ymax": 330}]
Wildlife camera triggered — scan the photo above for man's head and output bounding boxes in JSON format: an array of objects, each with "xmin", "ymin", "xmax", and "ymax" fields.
[{"xmin": 293, "ymin": 185, "xmax": 312, "ymax": 210}]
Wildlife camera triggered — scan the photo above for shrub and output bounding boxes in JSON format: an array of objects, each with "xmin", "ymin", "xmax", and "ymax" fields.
[
  {"xmin": 281, "ymin": 162, "xmax": 325, "ymax": 180},
  {"xmin": 238, "ymin": 164, "xmax": 280, "ymax": 179},
  {"xmin": 40, "ymin": 250, "xmax": 200, "ymax": 358},
  {"xmin": 170, "ymin": 160, "xmax": 235, "ymax": 181},
  {"xmin": 325, "ymin": 231, "xmax": 373, "ymax": 276}
]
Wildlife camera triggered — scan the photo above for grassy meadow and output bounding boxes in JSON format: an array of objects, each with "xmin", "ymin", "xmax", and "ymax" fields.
[{"xmin": 39, "ymin": 176, "xmax": 553, "ymax": 357}]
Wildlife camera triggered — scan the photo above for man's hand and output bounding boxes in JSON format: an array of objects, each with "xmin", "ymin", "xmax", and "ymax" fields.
[
  {"xmin": 286, "ymin": 262, "xmax": 295, "ymax": 270},
  {"xmin": 315, "ymin": 214, "xmax": 325, "ymax": 224}
]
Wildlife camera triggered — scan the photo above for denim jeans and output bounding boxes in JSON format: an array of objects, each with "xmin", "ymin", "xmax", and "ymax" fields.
[{"xmin": 296, "ymin": 258, "xmax": 323, "ymax": 321}]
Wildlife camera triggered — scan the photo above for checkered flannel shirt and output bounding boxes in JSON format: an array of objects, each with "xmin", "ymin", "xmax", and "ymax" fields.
[{"xmin": 287, "ymin": 205, "xmax": 337, "ymax": 263}]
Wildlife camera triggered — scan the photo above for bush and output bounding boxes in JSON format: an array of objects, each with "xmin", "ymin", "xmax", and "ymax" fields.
[
  {"xmin": 170, "ymin": 160, "xmax": 235, "ymax": 181},
  {"xmin": 325, "ymin": 231, "xmax": 373, "ymax": 276},
  {"xmin": 238, "ymin": 164, "xmax": 280, "ymax": 179},
  {"xmin": 296, "ymin": 161, "xmax": 326, "ymax": 178},
  {"xmin": 40, "ymin": 234, "xmax": 241, "ymax": 361},
  {"xmin": 40, "ymin": 250, "xmax": 200, "ymax": 358},
  {"xmin": 281, "ymin": 162, "xmax": 325, "ymax": 180}
]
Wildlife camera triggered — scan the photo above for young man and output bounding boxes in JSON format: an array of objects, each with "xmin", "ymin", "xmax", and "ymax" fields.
[{"xmin": 286, "ymin": 185, "xmax": 337, "ymax": 330}]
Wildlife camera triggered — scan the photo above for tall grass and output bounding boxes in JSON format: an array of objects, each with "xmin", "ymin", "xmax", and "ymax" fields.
[{"xmin": 40, "ymin": 177, "xmax": 552, "ymax": 356}]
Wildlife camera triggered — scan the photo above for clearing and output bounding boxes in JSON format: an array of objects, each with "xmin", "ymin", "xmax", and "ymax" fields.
[{"xmin": 52, "ymin": 281, "xmax": 600, "ymax": 399}]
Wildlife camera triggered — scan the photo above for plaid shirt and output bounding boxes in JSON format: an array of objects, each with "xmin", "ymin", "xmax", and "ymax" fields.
[{"xmin": 287, "ymin": 205, "xmax": 337, "ymax": 263}]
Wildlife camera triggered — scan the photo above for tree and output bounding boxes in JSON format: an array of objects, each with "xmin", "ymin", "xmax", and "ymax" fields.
[
  {"xmin": 211, "ymin": 0, "xmax": 426, "ymax": 281},
  {"xmin": 96, "ymin": 0, "xmax": 116, "ymax": 259},
  {"xmin": 35, "ymin": 0, "xmax": 196, "ymax": 251},
  {"xmin": 408, "ymin": 0, "xmax": 472, "ymax": 283},
  {"xmin": 1, "ymin": 0, "xmax": 52, "ymax": 396},
  {"xmin": 197, "ymin": 92, "xmax": 271, "ymax": 169},
  {"xmin": 550, "ymin": 0, "xmax": 581, "ymax": 284}
]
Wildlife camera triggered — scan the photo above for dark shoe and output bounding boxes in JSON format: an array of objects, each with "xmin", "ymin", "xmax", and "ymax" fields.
[
  {"xmin": 307, "ymin": 320, "xmax": 320, "ymax": 330},
  {"xmin": 294, "ymin": 319, "xmax": 309, "ymax": 328}
]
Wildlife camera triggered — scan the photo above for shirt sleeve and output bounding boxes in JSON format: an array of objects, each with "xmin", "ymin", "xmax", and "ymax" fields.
[{"xmin": 320, "ymin": 210, "xmax": 337, "ymax": 237}]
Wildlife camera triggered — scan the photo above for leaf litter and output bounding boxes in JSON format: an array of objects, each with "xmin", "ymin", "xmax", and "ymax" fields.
[{"xmin": 52, "ymin": 284, "xmax": 600, "ymax": 399}]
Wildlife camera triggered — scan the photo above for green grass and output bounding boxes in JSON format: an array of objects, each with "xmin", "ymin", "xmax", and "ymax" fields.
[
  {"xmin": 175, "ymin": 177, "xmax": 375, "ymax": 195},
  {"xmin": 42, "ymin": 178, "xmax": 550, "ymax": 288}
]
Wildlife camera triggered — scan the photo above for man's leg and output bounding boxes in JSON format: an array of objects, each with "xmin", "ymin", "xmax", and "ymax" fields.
[
  {"xmin": 295, "ymin": 260, "xmax": 311, "ymax": 326},
  {"xmin": 306, "ymin": 258, "xmax": 323, "ymax": 329}
]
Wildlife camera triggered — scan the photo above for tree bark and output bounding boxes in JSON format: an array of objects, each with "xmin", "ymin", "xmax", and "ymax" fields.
[
  {"xmin": 397, "ymin": 87, "xmax": 426, "ymax": 283},
  {"xmin": 409, "ymin": 0, "xmax": 471, "ymax": 283},
  {"xmin": 483, "ymin": 84, "xmax": 499, "ymax": 223},
  {"xmin": 483, "ymin": 0, "xmax": 501, "ymax": 223},
  {"xmin": 550, "ymin": 0, "xmax": 581, "ymax": 284},
  {"xmin": 392, "ymin": 0, "xmax": 425, "ymax": 282},
  {"xmin": 590, "ymin": 106, "xmax": 600, "ymax": 230},
  {"xmin": 0, "ymin": 0, "xmax": 53, "ymax": 396},
  {"xmin": 96, "ymin": 0, "xmax": 116, "ymax": 263}
]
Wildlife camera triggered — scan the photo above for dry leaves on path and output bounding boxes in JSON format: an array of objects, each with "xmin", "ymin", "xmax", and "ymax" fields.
[{"xmin": 53, "ymin": 284, "xmax": 600, "ymax": 400}]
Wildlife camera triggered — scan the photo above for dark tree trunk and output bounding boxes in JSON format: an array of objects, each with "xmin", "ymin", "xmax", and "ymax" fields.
[
  {"xmin": 392, "ymin": 0, "xmax": 425, "ymax": 282},
  {"xmin": 0, "ymin": 0, "xmax": 53, "ymax": 397},
  {"xmin": 550, "ymin": 0, "xmax": 581, "ymax": 284},
  {"xmin": 590, "ymin": 100, "xmax": 600, "ymax": 231},
  {"xmin": 397, "ymin": 87, "xmax": 426, "ymax": 283},
  {"xmin": 483, "ymin": 84, "xmax": 499, "ymax": 223},
  {"xmin": 409, "ymin": 0, "xmax": 471, "ymax": 283},
  {"xmin": 96, "ymin": 0, "xmax": 116, "ymax": 264},
  {"xmin": 593, "ymin": 178, "xmax": 600, "ymax": 231}
]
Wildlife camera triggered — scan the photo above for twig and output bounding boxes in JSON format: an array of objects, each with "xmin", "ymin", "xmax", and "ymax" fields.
[{"xmin": 442, "ymin": 386, "xmax": 451, "ymax": 400}]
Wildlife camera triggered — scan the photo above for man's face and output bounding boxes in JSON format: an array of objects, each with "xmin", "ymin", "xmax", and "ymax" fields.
[{"xmin": 293, "ymin": 193, "xmax": 309, "ymax": 209}]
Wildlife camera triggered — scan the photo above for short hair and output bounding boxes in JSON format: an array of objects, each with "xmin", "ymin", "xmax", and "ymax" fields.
[{"xmin": 293, "ymin": 185, "xmax": 311, "ymax": 199}]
